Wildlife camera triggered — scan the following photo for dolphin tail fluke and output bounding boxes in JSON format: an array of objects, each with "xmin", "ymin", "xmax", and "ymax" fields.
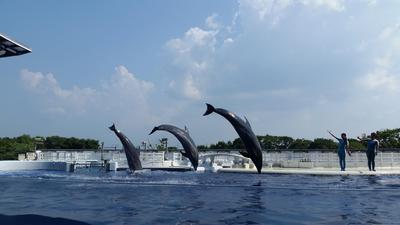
[
  {"xmin": 109, "ymin": 123, "xmax": 116, "ymax": 131},
  {"xmin": 149, "ymin": 126, "xmax": 159, "ymax": 135},
  {"xmin": 203, "ymin": 103, "xmax": 215, "ymax": 116}
]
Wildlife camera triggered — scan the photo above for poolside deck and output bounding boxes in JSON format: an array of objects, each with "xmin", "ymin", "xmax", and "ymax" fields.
[{"xmin": 218, "ymin": 167, "xmax": 400, "ymax": 175}]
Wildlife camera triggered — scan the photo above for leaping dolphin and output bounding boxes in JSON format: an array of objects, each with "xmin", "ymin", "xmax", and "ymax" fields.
[
  {"xmin": 149, "ymin": 124, "xmax": 199, "ymax": 170},
  {"xmin": 203, "ymin": 103, "xmax": 263, "ymax": 173},
  {"xmin": 109, "ymin": 124, "xmax": 142, "ymax": 171}
]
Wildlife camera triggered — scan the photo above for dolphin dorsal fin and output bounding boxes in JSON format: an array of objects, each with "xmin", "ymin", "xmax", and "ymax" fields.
[
  {"xmin": 244, "ymin": 116, "xmax": 251, "ymax": 128},
  {"xmin": 184, "ymin": 125, "xmax": 189, "ymax": 134}
]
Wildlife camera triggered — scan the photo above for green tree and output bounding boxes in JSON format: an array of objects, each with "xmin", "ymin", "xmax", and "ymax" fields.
[
  {"xmin": 259, "ymin": 135, "xmax": 294, "ymax": 149},
  {"xmin": 0, "ymin": 135, "xmax": 98, "ymax": 159},
  {"xmin": 0, "ymin": 135, "xmax": 35, "ymax": 160},
  {"xmin": 210, "ymin": 141, "xmax": 230, "ymax": 149},
  {"xmin": 44, "ymin": 136, "xmax": 99, "ymax": 149},
  {"xmin": 377, "ymin": 128, "xmax": 400, "ymax": 148},
  {"xmin": 232, "ymin": 138, "xmax": 244, "ymax": 149},
  {"xmin": 309, "ymin": 138, "xmax": 337, "ymax": 149},
  {"xmin": 288, "ymin": 139, "xmax": 312, "ymax": 149},
  {"xmin": 197, "ymin": 145, "xmax": 209, "ymax": 149},
  {"xmin": 348, "ymin": 138, "xmax": 365, "ymax": 150}
]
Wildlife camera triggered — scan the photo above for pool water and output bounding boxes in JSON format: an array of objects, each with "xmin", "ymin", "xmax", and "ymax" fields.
[{"xmin": 0, "ymin": 169, "xmax": 399, "ymax": 225}]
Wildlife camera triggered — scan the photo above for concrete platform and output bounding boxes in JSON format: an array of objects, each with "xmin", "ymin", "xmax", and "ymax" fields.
[
  {"xmin": 146, "ymin": 166, "xmax": 193, "ymax": 172},
  {"xmin": 218, "ymin": 167, "xmax": 400, "ymax": 176},
  {"xmin": 0, "ymin": 160, "xmax": 68, "ymax": 171}
]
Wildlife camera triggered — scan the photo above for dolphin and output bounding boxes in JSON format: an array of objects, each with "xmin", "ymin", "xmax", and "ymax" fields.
[
  {"xmin": 203, "ymin": 103, "xmax": 263, "ymax": 173},
  {"xmin": 109, "ymin": 124, "xmax": 142, "ymax": 171},
  {"xmin": 149, "ymin": 124, "xmax": 199, "ymax": 170}
]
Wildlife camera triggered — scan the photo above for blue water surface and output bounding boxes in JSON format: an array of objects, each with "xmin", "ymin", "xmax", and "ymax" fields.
[{"xmin": 0, "ymin": 169, "xmax": 400, "ymax": 225}]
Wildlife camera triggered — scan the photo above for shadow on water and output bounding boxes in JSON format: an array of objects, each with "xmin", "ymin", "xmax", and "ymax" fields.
[
  {"xmin": 0, "ymin": 214, "xmax": 91, "ymax": 225},
  {"xmin": 219, "ymin": 181, "xmax": 265, "ymax": 225}
]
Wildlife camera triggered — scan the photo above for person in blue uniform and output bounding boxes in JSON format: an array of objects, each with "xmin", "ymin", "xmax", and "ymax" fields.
[
  {"xmin": 328, "ymin": 130, "xmax": 351, "ymax": 171},
  {"xmin": 358, "ymin": 132, "xmax": 379, "ymax": 171}
]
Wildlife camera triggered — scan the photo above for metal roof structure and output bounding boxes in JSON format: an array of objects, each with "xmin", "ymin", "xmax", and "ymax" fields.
[{"xmin": 0, "ymin": 33, "xmax": 31, "ymax": 58}]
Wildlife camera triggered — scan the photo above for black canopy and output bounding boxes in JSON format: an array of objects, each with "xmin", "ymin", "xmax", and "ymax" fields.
[{"xmin": 0, "ymin": 33, "xmax": 31, "ymax": 58}]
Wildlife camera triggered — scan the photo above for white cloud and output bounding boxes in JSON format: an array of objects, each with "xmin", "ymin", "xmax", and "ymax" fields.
[
  {"xmin": 238, "ymin": 0, "xmax": 345, "ymax": 26},
  {"xmin": 183, "ymin": 75, "xmax": 202, "ymax": 100},
  {"xmin": 20, "ymin": 66, "xmax": 154, "ymax": 115},
  {"xmin": 223, "ymin": 38, "xmax": 234, "ymax": 45},
  {"xmin": 300, "ymin": 0, "xmax": 345, "ymax": 11},
  {"xmin": 205, "ymin": 13, "xmax": 220, "ymax": 30},
  {"xmin": 231, "ymin": 88, "xmax": 301, "ymax": 100},
  {"xmin": 365, "ymin": 0, "xmax": 377, "ymax": 7},
  {"xmin": 18, "ymin": 66, "xmax": 162, "ymax": 148},
  {"xmin": 102, "ymin": 65, "xmax": 154, "ymax": 105},
  {"xmin": 166, "ymin": 26, "xmax": 219, "ymax": 100},
  {"xmin": 20, "ymin": 70, "xmax": 44, "ymax": 88},
  {"xmin": 356, "ymin": 23, "xmax": 400, "ymax": 93},
  {"xmin": 374, "ymin": 55, "xmax": 392, "ymax": 68},
  {"xmin": 379, "ymin": 24, "xmax": 400, "ymax": 40},
  {"xmin": 21, "ymin": 69, "xmax": 96, "ymax": 114},
  {"xmin": 167, "ymin": 27, "xmax": 217, "ymax": 54},
  {"xmin": 112, "ymin": 66, "xmax": 154, "ymax": 91},
  {"xmin": 358, "ymin": 68, "xmax": 400, "ymax": 92}
]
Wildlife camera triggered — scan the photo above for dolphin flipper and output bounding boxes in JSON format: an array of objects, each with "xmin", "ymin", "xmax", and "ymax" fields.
[
  {"xmin": 181, "ymin": 151, "xmax": 189, "ymax": 158},
  {"xmin": 239, "ymin": 150, "xmax": 250, "ymax": 158},
  {"xmin": 203, "ymin": 103, "xmax": 215, "ymax": 116}
]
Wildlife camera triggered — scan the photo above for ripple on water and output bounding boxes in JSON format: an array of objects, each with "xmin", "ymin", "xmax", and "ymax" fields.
[{"xmin": 0, "ymin": 170, "xmax": 400, "ymax": 225}]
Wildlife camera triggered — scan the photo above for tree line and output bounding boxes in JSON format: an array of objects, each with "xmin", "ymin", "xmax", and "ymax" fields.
[
  {"xmin": 198, "ymin": 128, "xmax": 400, "ymax": 150},
  {"xmin": 1, "ymin": 128, "xmax": 400, "ymax": 160},
  {"xmin": 0, "ymin": 135, "xmax": 100, "ymax": 160}
]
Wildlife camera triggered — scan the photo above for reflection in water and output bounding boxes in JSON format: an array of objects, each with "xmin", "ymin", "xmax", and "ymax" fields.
[
  {"xmin": 366, "ymin": 175, "xmax": 380, "ymax": 186},
  {"xmin": 339, "ymin": 175, "xmax": 351, "ymax": 182},
  {"xmin": 243, "ymin": 186, "xmax": 265, "ymax": 211},
  {"xmin": 174, "ymin": 186, "xmax": 204, "ymax": 225},
  {"xmin": 0, "ymin": 214, "xmax": 91, "ymax": 225}
]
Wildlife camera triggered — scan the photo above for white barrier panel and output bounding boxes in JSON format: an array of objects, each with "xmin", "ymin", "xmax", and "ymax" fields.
[{"xmin": 28, "ymin": 149, "xmax": 400, "ymax": 169}]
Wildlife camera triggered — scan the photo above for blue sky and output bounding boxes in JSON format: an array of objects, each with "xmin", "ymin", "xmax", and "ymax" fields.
[{"xmin": 2, "ymin": 0, "xmax": 400, "ymax": 148}]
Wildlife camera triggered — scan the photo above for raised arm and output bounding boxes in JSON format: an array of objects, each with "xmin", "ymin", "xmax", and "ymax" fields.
[
  {"xmin": 327, "ymin": 130, "xmax": 339, "ymax": 141},
  {"xmin": 357, "ymin": 136, "xmax": 367, "ymax": 142}
]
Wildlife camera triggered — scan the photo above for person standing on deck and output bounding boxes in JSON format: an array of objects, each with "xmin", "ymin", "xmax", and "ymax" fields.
[
  {"xmin": 357, "ymin": 132, "xmax": 379, "ymax": 171},
  {"xmin": 328, "ymin": 131, "xmax": 351, "ymax": 171}
]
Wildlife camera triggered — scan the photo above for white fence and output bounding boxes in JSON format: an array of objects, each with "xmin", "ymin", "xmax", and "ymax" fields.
[{"xmin": 18, "ymin": 149, "xmax": 400, "ymax": 168}]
